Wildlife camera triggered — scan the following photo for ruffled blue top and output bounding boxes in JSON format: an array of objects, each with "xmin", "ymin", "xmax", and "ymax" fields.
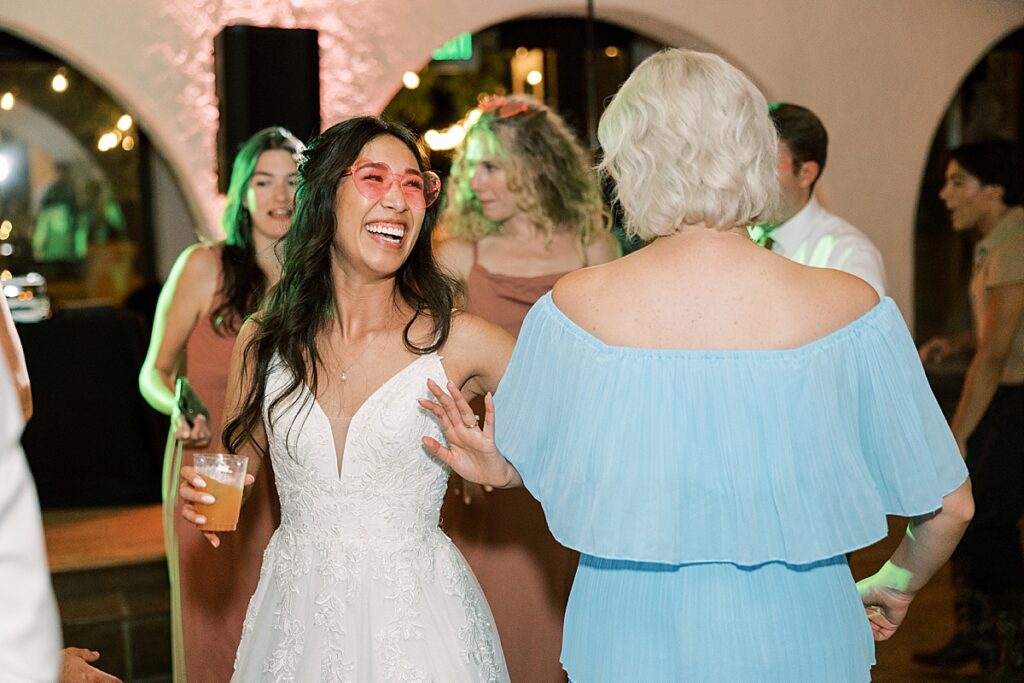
[{"xmin": 493, "ymin": 293, "xmax": 968, "ymax": 567}]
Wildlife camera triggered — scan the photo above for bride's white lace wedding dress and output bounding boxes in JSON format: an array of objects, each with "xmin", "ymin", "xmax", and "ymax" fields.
[{"xmin": 232, "ymin": 353, "xmax": 509, "ymax": 682}]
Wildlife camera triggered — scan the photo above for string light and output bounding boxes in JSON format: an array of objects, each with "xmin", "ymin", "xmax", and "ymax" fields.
[
  {"xmin": 402, "ymin": 72, "xmax": 420, "ymax": 89},
  {"xmin": 424, "ymin": 124, "xmax": 466, "ymax": 151},
  {"xmin": 121, "ymin": 136, "xmax": 135, "ymax": 151},
  {"xmin": 117, "ymin": 114, "xmax": 133, "ymax": 131},
  {"xmin": 51, "ymin": 71, "xmax": 69, "ymax": 93},
  {"xmin": 97, "ymin": 132, "xmax": 119, "ymax": 152},
  {"xmin": 0, "ymin": 92, "xmax": 14, "ymax": 111},
  {"xmin": 526, "ymin": 70, "xmax": 543, "ymax": 86}
]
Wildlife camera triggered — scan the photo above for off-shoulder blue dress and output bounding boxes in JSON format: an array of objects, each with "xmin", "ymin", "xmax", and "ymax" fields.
[{"xmin": 493, "ymin": 293, "xmax": 968, "ymax": 682}]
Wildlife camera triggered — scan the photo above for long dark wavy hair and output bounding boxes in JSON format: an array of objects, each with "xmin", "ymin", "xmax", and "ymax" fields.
[
  {"xmin": 223, "ymin": 117, "xmax": 459, "ymax": 457},
  {"xmin": 212, "ymin": 127, "xmax": 305, "ymax": 334}
]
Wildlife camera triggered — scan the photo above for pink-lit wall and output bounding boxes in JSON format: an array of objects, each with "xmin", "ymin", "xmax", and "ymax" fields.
[{"xmin": 0, "ymin": 0, "xmax": 1021, "ymax": 322}]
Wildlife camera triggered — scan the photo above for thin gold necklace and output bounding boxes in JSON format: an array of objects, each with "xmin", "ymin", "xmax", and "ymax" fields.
[{"xmin": 336, "ymin": 321, "xmax": 388, "ymax": 382}]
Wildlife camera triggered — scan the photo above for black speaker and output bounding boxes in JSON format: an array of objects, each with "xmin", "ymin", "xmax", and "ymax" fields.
[{"xmin": 214, "ymin": 25, "xmax": 320, "ymax": 193}]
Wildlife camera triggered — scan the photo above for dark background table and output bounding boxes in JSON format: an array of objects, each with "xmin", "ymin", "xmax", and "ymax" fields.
[{"xmin": 18, "ymin": 306, "xmax": 166, "ymax": 508}]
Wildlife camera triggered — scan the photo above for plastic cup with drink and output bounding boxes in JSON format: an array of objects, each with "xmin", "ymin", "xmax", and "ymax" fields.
[{"xmin": 192, "ymin": 453, "xmax": 248, "ymax": 532}]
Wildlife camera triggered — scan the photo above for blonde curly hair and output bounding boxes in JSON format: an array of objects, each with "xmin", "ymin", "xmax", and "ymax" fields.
[{"xmin": 444, "ymin": 95, "xmax": 607, "ymax": 245}]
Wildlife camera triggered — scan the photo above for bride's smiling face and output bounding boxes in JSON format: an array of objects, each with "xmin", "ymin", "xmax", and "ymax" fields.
[{"xmin": 333, "ymin": 135, "xmax": 427, "ymax": 278}]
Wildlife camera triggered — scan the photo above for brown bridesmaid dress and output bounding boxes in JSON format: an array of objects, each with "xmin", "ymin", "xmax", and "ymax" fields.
[
  {"xmin": 162, "ymin": 257, "xmax": 280, "ymax": 683},
  {"xmin": 441, "ymin": 250, "xmax": 577, "ymax": 683}
]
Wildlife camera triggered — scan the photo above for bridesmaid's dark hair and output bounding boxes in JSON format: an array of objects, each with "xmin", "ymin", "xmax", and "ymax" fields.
[
  {"xmin": 213, "ymin": 127, "xmax": 304, "ymax": 334},
  {"xmin": 223, "ymin": 117, "xmax": 458, "ymax": 457}
]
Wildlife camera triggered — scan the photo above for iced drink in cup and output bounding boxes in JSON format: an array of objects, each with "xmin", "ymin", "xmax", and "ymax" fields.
[{"xmin": 192, "ymin": 454, "xmax": 248, "ymax": 532}]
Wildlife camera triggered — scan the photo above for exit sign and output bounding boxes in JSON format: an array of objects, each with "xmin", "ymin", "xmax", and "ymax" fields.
[{"xmin": 432, "ymin": 32, "xmax": 472, "ymax": 61}]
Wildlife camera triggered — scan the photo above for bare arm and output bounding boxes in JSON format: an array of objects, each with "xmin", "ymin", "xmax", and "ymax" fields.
[
  {"xmin": 455, "ymin": 312, "xmax": 514, "ymax": 400},
  {"xmin": 919, "ymin": 329, "xmax": 975, "ymax": 365},
  {"xmin": 138, "ymin": 245, "xmax": 218, "ymax": 415},
  {"xmin": 0, "ymin": 296, "xmax": 31, "ymax": 422},
  {"xmin": 219, "ymin": 317, "xmax": 268, "ymax": 485},
  {"xmin": 421, "ymin": 313, "xmax": 522, "ymax": 488},
  {"xmin": 950, "ymin": 283, "xmax": 1024, "ymax": 452},
  {"xmin": 857, "ymin": 479, "xmax": 974, "ymax": 640}
]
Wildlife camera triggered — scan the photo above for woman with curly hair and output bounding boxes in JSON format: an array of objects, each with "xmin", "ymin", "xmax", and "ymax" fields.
[
  {"xmin": 436, "ymin": 95, "xmax": 618, "ymax": 681},
  {"xmin": 140, "ymin": 127, "xmax": 302, "ymax": 682}
]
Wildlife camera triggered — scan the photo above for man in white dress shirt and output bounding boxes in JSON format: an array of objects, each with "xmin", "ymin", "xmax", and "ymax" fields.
[{"xmin": 751, "ymin": 103, "xmax": 887, "ymax": 297}]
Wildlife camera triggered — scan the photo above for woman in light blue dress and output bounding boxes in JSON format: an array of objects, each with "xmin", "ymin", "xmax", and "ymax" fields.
[{"xmin": 421, "ymin": 48, "xmax": 974, "ymax": 682}]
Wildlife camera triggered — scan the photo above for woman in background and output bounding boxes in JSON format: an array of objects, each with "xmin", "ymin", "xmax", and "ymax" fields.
[
  {"xmin": 139, "ymin": 127, "xmax": 303, "ymax": 682},
  {"xmin": 436, "ymin": 94, "xmax": 618, "ymax": 681}
]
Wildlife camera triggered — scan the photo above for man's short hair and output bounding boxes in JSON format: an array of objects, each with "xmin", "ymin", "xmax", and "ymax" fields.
[
  {"xmin": 948, "ymin": 139, "xmax": 1021, "ymax": 206},
  {"xmin": 770, "ymin": 103, "xmax": 828, "ymax": 188}
]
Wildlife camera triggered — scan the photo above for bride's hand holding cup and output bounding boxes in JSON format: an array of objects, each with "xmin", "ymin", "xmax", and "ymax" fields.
[{"xmin": 179, "ymin": 454, "xmax": 255, "ymax": 548}]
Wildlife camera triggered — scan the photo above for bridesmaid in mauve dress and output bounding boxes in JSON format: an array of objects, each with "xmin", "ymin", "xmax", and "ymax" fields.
[
  {"xmin": 436, "ymin": 95, "xmax": 619, "ymax": 682},
  {"xmin": 139, "ymin": 128, "xmax": 302, "ymax": 682}
]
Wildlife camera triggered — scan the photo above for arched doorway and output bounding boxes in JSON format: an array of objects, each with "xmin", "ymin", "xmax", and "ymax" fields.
[
  {"xmin": 0, "ymin": 28, "xmax": 185, "ymax": 507},
  {"xmin": 383, "ymin": 16, "xmax": 667, "ymax": 253},
  {"xmin": 913, "ymin": 26, "xmax": 1023, "ymax": 408},
  {"xmin": 0, "ymin": 28, "xmax": 194, "ymax": 311}
]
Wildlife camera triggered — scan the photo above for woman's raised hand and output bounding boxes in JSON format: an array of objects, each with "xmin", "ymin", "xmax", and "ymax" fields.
[
  {"xmin": 419, "ymin": 379, "xmax": 522, "ymax": 489},
  {"xmin": 178, "ymin": 464, "xmax": 255, "ymax": 548}
]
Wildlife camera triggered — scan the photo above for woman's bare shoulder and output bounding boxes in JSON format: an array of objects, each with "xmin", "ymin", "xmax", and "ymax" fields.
[
  {"xmin": 176, "ymin": 242, "xmax": 222, "ymax": 282},
  {"xmin": 160, "ymin": 242, "xmax": 221, "ymax": 311},
  {"xmin": 434, "ymin": 237, "xmax": 475, "ymax": 281},
  {"xmin": 800, "ymin": 266, "xmax": 882, "ymax": 333},
  {"xmin": 446, "ymin": 309, "xmax": 513, "ymax": 349},
  {"xmin": 551, "ymin": 262, "xmax": 615, "ymax": 324},
  {"xmin": 185, "ymin": 240, "xmax": 221, "ymax": 264},
  {"xmin": 231, "ymin": 315, "xmax": 262, "ymax": 350},
  {"xmin": 439, "ymin": 310, "xmax": 515, "ymax": 385}
]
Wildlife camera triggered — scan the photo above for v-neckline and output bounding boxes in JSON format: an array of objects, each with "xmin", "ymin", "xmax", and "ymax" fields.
[{"xmin": 305, "ymin": 352, "xmax": 442, "ymax": 479}]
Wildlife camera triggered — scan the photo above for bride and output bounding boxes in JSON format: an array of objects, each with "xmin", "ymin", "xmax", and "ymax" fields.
[{"xmin": 177, "ymin": 117, "xmax": 513, "ymax": 682}]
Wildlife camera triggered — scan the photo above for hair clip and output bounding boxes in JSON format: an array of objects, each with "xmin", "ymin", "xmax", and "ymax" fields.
[{"xmin": 478, "ymin": 95, "xmax": 530, "ymax": 119}]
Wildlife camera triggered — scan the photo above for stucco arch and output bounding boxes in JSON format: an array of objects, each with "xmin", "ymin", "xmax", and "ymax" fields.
[
  {"xmin": 1, "ymin": 0, "xmax": 1021, "ymax": 318},
  {"xmin": 368, "ymin": 5, "xmax": 745, "ymax": 113},
  {"xmin": 0, "ymin": 16, "xmax": 207, "ymax": 232}
]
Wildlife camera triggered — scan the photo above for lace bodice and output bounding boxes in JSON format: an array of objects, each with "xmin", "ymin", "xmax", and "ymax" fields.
[{"xmin": 264, "ymin": 353, "xmax": 450, "ymax": 541}]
